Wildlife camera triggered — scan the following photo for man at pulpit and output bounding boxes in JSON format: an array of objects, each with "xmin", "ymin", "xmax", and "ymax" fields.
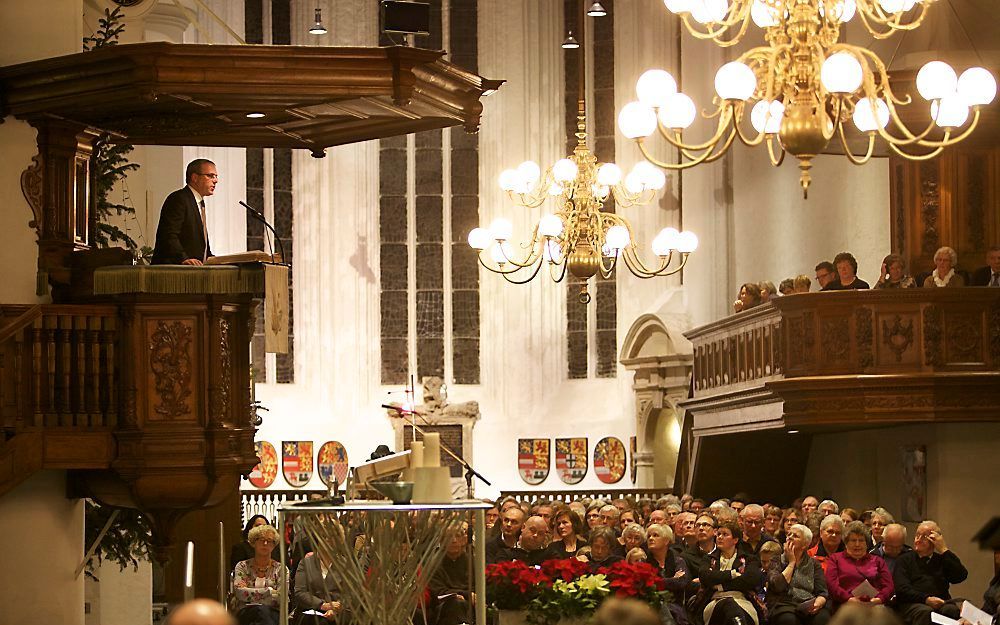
[{"xmin": 152, "ymin": 159, "xmax": 217, "ymax": 265}]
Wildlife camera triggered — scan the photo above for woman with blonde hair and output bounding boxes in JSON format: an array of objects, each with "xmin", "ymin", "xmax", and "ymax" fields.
[{"xmin": 232, "ymin": 524, "xmax": 288, "ymax": 625}]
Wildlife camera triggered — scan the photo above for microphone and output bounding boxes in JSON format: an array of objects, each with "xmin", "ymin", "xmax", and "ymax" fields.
[{"xmin": 240, "ymin": 201, "xmax": 287, "ymax": 265}]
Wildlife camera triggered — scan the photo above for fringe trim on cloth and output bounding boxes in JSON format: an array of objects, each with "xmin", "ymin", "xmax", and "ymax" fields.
[{"xmin": 93, "ymin": 265, "xmax": 265, "ymax": 295}]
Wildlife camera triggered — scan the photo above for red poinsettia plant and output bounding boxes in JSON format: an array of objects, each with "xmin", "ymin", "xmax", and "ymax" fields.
[
  {"xmin": 541, "ymin": 557, "xmax": 590, "ymax": 582},
  {"xmin": 597, "ymin": 560, "xmax": 671, "ymax": 603},
  {"xmin": 485, "ymin": 560, "xmax": 553, "ymax": 609}
]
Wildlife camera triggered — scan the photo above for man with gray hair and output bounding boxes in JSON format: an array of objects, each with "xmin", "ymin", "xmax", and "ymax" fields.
[
  {"xmin": 870, "ymin": 523, "xmax": 911, "ymax": 574},
  {"xmin": 808, "ymin": 514, "xmax": 844, "ymax": 569},
  {"xmin": 600, "ymin": 504, "xmax": 621, "ymax": 533},
  {"xmin": 739, "ymin": 504, "xmax": 775, "ymax": 555},
  {"xmin": 168, "ymin": 599, "xmax": 235, "ymax": 625},
  {"xmin": 818, "ymin": 499, "xmax": 839, "ymax": 516},
  {"xmin": 893, "ymin": 520, "xmax": 968, "ymax": 625}
]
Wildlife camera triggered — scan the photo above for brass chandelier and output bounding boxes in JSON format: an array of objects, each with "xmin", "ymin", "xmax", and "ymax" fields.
[
  {"xmin": 468, "ymin": 0, "xmax": 698, "ymax": 304},
  {"xmin": 616, "ymin": 0, "xmax": 997, "ymax": 197}
]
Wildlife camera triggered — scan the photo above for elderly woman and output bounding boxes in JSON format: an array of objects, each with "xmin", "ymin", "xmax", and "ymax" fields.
[
  {"xmin": 233, "ymin": 524, "xmax": 289, "ymax": 625},
  {"xmin": 874, "ymin": 254, "xmax": 916, "ymax": 289},
  {"xmin": 825, "ymin": 521, "xmax": 894, "ymax": 608},
  {"xmin": 231, "ymin": 515, "xmax": 275, "ymax": 571},
  {"xmin": 547, "ymin": 508, "xmax": 588, "ymax": 558},
  {"xmin": 767, "ymin": 524, "xmax": 830, "ymax": 625},
  {"xmin": 734, "ymin": 282, "xmax": 762, "ymax": 313},
  {"xmin": 868, "ymin": 508, "xmax": 894, "ymax": 546},
  {"xmin": 646, "ymin": 523, "xmax": 690, "ymax": 625},
  {"xmin": 832, "ymin": 252, "xmax": 870, "ymax": 289},
  {"xmin": 294, "ymin": 548, "xmax": 346, "ymax": 625},
  {"xmin": 695, "ymin": 520, "xmax": 765, "ymax": 625},
  {"xmin": 808, "ymin": 515, "xmax": 845, "ymax": 573},
  {"xmin": 578, "ymin": 526, "xmax": 623, "ymax": 572},
  {"xmin": 618, "ymin": 522, "xmax": 647, "ymax": 557},
  {"xmin": 924, "ymin": 246, "xmax": 965, "ymax": 287}
]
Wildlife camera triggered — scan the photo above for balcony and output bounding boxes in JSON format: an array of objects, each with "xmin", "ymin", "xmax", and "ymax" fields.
[{"xmin": 678, "ymin": 289, "xmax": 1000, "ymax": 498}]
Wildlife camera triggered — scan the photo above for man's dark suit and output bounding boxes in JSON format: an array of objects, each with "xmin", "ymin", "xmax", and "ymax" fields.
[
  {"xmin": 152, "ymin": 187, "xmax": 212, "ymax": 265},
  {"xmin": 970, "ymin": 265, "xmax": 1000, "ymax": 287}
]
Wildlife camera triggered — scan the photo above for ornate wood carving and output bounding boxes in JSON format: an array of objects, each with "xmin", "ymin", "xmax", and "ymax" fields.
[
  {"xmin": 881, "ymin": 315, "xmax": 914, "ymax": 363},
  {"xmin": 149, "ymin": 321, "xmax": 193, "ymax": 419},
  {"xmin": 19, "ymin": 153, "xmax": 43, "ymax": 234},
  {"xmin": 219, "ymin": 317, "xmax": 231, "ymax": 423},
  {"xmin": 923, "ymin": 305, "xmax": 942, "ymax": 366},
  {"xmin": 821, "ymin": 316, "xmax": 850, "ymax": 363},
  {"xmin": 855, "ymin": 307, "xmax": 873, "ymax": 369},
  {"xmin": 945, "ymin": 313, "xmax": 982, "ymax": 363},
  {"xmin": 919, "ymin": 160, "xmax": 940, "ymax": 257},
  {"xmin": 991, "ymin": 303, "xmax": 1000, "ymax": 367},
  {"xmin": 966, "ymin": 156, "xmax": 987, "ymax": 251}
]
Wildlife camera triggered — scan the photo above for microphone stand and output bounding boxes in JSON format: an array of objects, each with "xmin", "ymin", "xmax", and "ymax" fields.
[
  {"xmin": 381, "ymin": 403, "xmax": 491, "ymax": 500},
  {"xmin": 240, "ymin": 201, "xmax": 287, "ymax": 265}
]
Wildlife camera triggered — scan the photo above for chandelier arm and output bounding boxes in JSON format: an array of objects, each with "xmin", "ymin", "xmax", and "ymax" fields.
[
  {"xmin": 855, "ymin": 0, "xmax": 930, "ymax": 39},
  {"xmin": 676, "ymin": 3, "xmax": 754, "ymax": 48},
  {"xmin": 887, "ymin": 140, "xmax": 948, "ymax": 162},
  {"xmin": 494, "ymin": 234, "xmax": 546, "ymax": 269},
  {"xmin": 877, "ymin": 106, "xmax": 979, "ymax": 147},
  {"xmin": 733, "ymin": 115, "xmax": 769, "ymax": 148},
  {"xmin": 499, "ymin": 257, "xmax": 549, "ymax": 285},
  {"xmin": 478, "ymin": 252, "xmax": 543, "ymax": 276},
  {"xmin": 837, "ymin": 125, "xmax": 877, "ymax": 165},
  {"xmin": 510, "ymin": 192, "xmax": 549, "ymax": 209},
  {"xmin": 697, "ymin": 128, "xmax": 740, "ymax": 164},
  {"xmin": 549, "ymin": 256, "xmax": 570, "ymax": 283},
  {"xmin": 598, "ymin": 252, "xmax": 617, "ymax": 280},
  {"xmin": 655, "ymin": 106, "xmax": 732, "ymax": 151},
  {"xmin": 765, "ymin": 135, "xmax": 786, "ymax": 167},
  {"xmin": 620, "ymin": 246, "xmax": 672, "ymax": 278},
  {"xmin": 635, "ymin": 138, "xmax": 719, "ymax": 171}
]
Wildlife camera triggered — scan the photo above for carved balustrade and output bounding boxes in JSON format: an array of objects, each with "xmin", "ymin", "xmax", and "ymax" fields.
[{"xmin": 683, "ymin": 289, "xmax": 1000, "ymax": 432}]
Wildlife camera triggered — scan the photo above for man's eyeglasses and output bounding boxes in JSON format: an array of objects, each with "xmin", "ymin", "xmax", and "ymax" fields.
[{"xmin": 196, "ymin": 172, "xmax": 219, "ymax": 180}]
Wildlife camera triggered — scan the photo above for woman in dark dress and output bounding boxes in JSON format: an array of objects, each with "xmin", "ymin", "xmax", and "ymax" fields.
[
  {"xmin": 647, "ymin": 523, "xmax": 690, "ymax": 625},
  {"xmin": 695, "ymin": 520, "xmax": 765, "ymax": 625},
  {"xmin": 546, "ymin": 508, "xmax": 588, "ymax": 558}
]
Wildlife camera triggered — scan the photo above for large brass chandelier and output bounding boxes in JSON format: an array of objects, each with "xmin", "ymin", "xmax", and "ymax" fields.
[
  {"xmin": 616, "ymin": 0, "xmax": 997, "ymax": 196},
  {"xmin": 468, "ymin": 1, "xmax": 698, "ymax": 304}
]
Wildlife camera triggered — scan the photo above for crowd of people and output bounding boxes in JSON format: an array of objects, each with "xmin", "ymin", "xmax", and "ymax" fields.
[
  {"xmin": 219, "ymin": 492, "xmax": 1000, "ymax": 625},
  {"xmin": 733, "ymin": 246, "xmax": 1000, "ymax": 313},
  {"xmin": 483, "ymin": 493, "xmax": 1000, "ymax": 625}
]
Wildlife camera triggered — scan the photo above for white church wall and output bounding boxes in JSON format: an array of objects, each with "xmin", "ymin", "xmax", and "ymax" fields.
[{"xmin": 731, "ymin": 147, "xmax": 891, "ymax": 292}]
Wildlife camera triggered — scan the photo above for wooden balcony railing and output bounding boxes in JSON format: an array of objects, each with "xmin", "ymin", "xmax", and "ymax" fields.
[
  {"xmin": 683, "ymin": 289, "xmax": 1000, "ymax": 431},
  {"xmin": 0, "ymin": 304, "xmax": 119, "ymax": 433}
]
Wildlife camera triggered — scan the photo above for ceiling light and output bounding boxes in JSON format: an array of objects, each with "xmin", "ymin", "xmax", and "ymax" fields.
[
  {"xmin": 309, "ymin": 8, "xmax": 328, "ymax": 35},
  {"xmin": 246, "ymin": 112, "xmax": 265, "ymax": 119},
  {"xmin": 561, "ymin": 31, "xmax": 580, "ymax": 49},
  {"xmin": 587, "ymin": 2, "xmax": 607, "ymax": 17}
]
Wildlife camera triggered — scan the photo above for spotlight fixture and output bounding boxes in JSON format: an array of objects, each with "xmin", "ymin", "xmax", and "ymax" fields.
[
  {"xmin": 561, "ymin": 31, "xmax": 580, "ymax": 49},
  {"xmin": 309, "ymin": 7, "xmax": 327, "ymax": 35},
  {"xmin": 587, "ymin": 2, "xmax": 607, "ymax": 17},
  {"xmin": 246, "ymin": 112, "xmax": 265, "ymax": 119}
]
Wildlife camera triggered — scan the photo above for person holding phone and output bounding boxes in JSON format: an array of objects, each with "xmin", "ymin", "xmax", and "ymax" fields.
[{"xmin": 874, "ymin": 254, "xmax": 916, "ymax": 289}]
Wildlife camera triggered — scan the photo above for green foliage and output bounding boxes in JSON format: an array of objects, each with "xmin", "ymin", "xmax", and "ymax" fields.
[
  {"xmin": 84, "ymin": 500, "xmax": 153, "ymax": 579},
  {"xmin": 525, "ymin": 576, "xmax": 611, "ymax": 625},
  {"xmin": 84, "ymin": 6, "xmax": 146, "ymax": 257},
  {"xmin": 92, "ymin": 138, "xmax": 141, "ymax": 251},
  {"xmin": 83, "ymin": 7, "xmax": 125, "ymax": 51}
]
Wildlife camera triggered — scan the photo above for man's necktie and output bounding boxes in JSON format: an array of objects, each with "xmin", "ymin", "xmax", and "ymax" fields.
[
  {"xmin": 199, "ymin": 199, "xmax": 208, "ymax": 262},
  {"xmin": 990, "ymin": 272, "xmax": 999, "ymax": 287}
]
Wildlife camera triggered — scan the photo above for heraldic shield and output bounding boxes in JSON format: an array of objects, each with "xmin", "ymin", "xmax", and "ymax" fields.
[
  {"xmin": 555, "ymin": 437, "xmax": 587, "ymax": 485},
  {"xmin": 282, "ymin": 441, "xmax": 314, "ymax": 487},
  {"xmin": 318, "ymin": 441, "xmax": 350, "ymax": 488},
  {"xmin": 518, "ymin": 438, "xmax": 550, "ymax": 485}
]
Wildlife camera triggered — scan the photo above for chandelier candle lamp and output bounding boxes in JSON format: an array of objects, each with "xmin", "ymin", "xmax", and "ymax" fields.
[
  {"xmin": 468, "ymin": 0, "xmax": 698, "ymax": 304},
  {"xmin": 617, "ymin": 0, "xmax": 997, "ymax": 197}
]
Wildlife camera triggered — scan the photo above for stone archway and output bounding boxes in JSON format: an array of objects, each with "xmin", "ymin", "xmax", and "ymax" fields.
[{"xmin": 620, "ymin": 314, "xmax": 693, "ymax": 488}]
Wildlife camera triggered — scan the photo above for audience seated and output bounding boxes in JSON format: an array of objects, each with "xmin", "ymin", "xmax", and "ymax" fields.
[
  {"xmin": 760, "ymin": 282, "xmax": 778, "ymax": 303},
  {"xmin": 825, "ymin": 522, "xmax": 894, "ymax": 609},
  {"xmin": 892, "ymin": 521, "xmax": 968, "ymax": 625},
  {"xmin": 486, "ymin": 506, "xmax": 525, "ymax": 564},
  {"xmin": 970, "ymin": 245, "xmax": 1000, "ymax": 287},
  {"xmin": 230, "ymin": 515, "xmax": 276, "ymax": 572},
  {"xmin": 793, "ymin": 275, "xmax": 812, "ymax": 293},
  {"xmin": 515, "ymin": 515, "xmax": 550, "ymax": 566},
  {"xmin": 646, "ymin": 523, "xmax": 691, "ymax": 624},
  {"xmin": 817, "ymin": 501, "xmax": 839, "ymax": 518},
  {"xmin": 293, "ymin": 550, "xmax": 345, "ymax": 625},
  {"xmin": 741, "ymin": 505, "xmax": 775, "ymax": 556},
  {"xmin": 619, "ymin": 522, "xmax": 647, "ymax": 557},
  {"xmin": 923, "ymin": 247, "xmax": 965, "ymax": 288},
  {"xmin": 735, "ymin": 283, "xmax": 763, "ymax": 313},
  {"xmin": 801, "ymin": 498, "xmax": 819, "ymax": 516},
  {"xmin": 694, "ymin": 520, "xmax": 765, "ymax": 625},
  {"xmin": 870, "ymin": 524, "xmax": 911, "ymax": 576},
  {"xmin": 429, "ymin": 525, "xmax": 474, "ymax": 625},
  {"xmin": 808, "ymin": 516, "xmax": 845, "ymax": 573},
  {"xmin": 814, "ymin": 263, "xmax": 838, "ymax": 291},
  {"xmin": 580, "ymin": 526, "xmax": 623, "ymax": 572},
  {"xmin": 546, "ymin": 508, "xmax": 588, "ymax": 558},
  {"xmin": 779, "ymin": 279, "xmax": 795, "ymax": 296},
  {"xmin": 869, "ymin": 508, "xmax": 894, "ymax": 546},
  {"xmin": 874, "ymin": 254, "xmax": 916, "ymax": 289},
  {"xmin": 829, "ymin": 253, "xmax": 870, "ymax": 290},
  {"xmin": 982, "ymin": 551, "xmax": 1000, "ymax": 619},
  {"xmin": 767, "ymin": 524, "xmax": 830, "ymax": 625},
  {"xmin": 231, "ymin": 525, "xmax": 288, "ymax": 625}
]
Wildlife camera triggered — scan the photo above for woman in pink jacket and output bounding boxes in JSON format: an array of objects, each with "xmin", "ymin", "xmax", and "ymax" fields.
[{"xmin": 825, "ymin": 521, "xmax": 894, "ymax": 609}]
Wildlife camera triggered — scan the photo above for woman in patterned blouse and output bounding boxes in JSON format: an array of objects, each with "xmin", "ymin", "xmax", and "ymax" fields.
[{"xmin": 232, "ymin": 524, "xmax": 289, "ymax": 625}]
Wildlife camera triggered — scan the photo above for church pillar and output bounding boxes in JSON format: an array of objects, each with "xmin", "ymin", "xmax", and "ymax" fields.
[{"xmin": 0, "ymin": 471, "xmax": 85, "ymax": 625}]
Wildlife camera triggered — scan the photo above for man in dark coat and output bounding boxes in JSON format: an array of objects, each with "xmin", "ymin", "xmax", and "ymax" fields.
[
  {"xmin": 893, "ymin": 521, "xmax": 968, "ymax": 625},
  {"xmin": 430, "ymin": 526, "xmax": 473, "ymax": 625},
  {"xmin": 970, "ymin": 246, "xmax": 1000, "ymax": 286},
  {"xmin": 486, "ymin": 507, "xmax": 526, "ymax": 564},
  {"xmin": 152, "ymin": 158, "xmax": 217, "ymax": 265}
]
